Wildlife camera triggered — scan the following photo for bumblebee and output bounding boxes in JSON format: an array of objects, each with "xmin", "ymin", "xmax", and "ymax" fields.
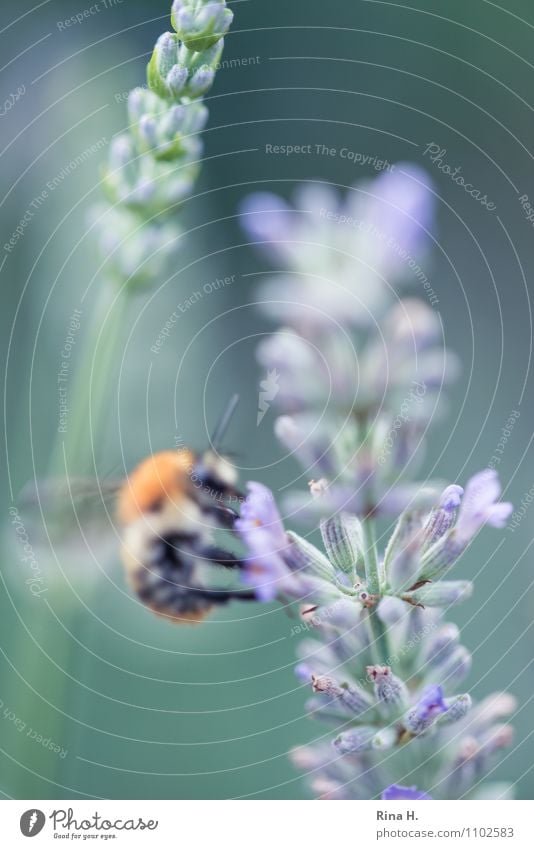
[
  {"xmin": 20, "ymin": 397, "xmax": 254, "ymax": 624},
  {"xmin": 116, "ymin": 396, "xmax": 255, "ymax": 624}
]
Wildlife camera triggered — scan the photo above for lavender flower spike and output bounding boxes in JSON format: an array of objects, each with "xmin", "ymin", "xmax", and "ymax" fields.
[
  {"xmin": 382, "ymin": 785, "xmax": 432, "ymax": 801},
  {"xmin": 238, "ymin": 169, "xmax": 516, "ymax": 800}
]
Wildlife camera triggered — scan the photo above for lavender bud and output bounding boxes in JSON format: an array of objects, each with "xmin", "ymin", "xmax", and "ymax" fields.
[
  {"xmin": 290, "ymin": 745, "xmax": 331, "ymax": 772},
  {"xmin": 418, "ymin": 531, "xmax": 465, "ymax": 581},
  {"xmin": 402, "ymin": 580, "xmax": 473, "ymax": 608},
  {"xmin": 403, "ymin": 684, "xmax": 448, "ymax": 734},
  {"xmin": 138, "ymin": 115, "xmax": 158, "ymax": 148},
  {"xmin": 311, "ymin": 674, "xmax": 375, "ymax": 718},
  {"xmin": 441, "ymin": 736, "xmax": 479, "ymax": 797},
  {"xmin": 156, "ymin": 32, "xmax": 178, "ymax": 76},
  {"xmin": 286, "ymin": 532, "xmax": 335, "ymax": 582},
  {"xmin": 312, "ymin": 778, "xmax": 350, "ymax": 800},
  {"xmin": 437, "ymin": 693, "xmax": 472, "ymax": 726},
  {"xmin": 182, "ymin": 101, "xmax": 209, "ymax": 134},
  {"xmin": 128, "ymin": 87, "xmax": 156, "ymax": 122},
  {"xmin": 294, "ymin": 663, "xmax": 313, "ymax": 682},
  {"xmin": 372, "ymin": 727, "xmax": 398, "ymax": 751},
  {"xmin": 387, "ymin": 527, "xmax": 424, "ymax": 593},
  {"xmin": 383, "ymin": 511, "xmax": 421, "ymax": 566},
  {"xmin": 468, "ymin": 692, "xmax": 517, "ymax": 735},
  {"xmin": 423, "ymin": 485, "xmax": 464, "ymax": 547},
  {"xmin": 187, "ymin": 66, "xmax": 216, "ymax": 97},
  {"xmin": 377, "ymin": 596, "xmax": 407, "ymax": 626},
  {"xmin": 478, "ymin": 724, "xmax": 514, "ymax": 759},
  {"xmin": 305, "ymin": 696, "xmax": 347, "ymax": 725},
  {"xmin": 274, "ymin": 415, "xmax": 300, "ymax": 450},
  {"xmin": 426, "ymin": 645, "xmax": 472, "ymax": 692},
  {"xmin": 333, "ymin": 727, "xmax": 376, "ymax": 755},
  {"xmin": 418, "ymin": 623, "xmax": 460, "ymax": 667},
  {"xmin": 367, "ymin": 665, "xmax": 408, "ymax": 717},
  {"xmin": 165, "ymin": 104, "xmax": 186, "ymax": 133},
  {"xmin": 148, "ymin": 33, "xmax": 182, "ymax": 100},
  {"xmin": 386, "ymin": 298, "xmax": 441, "ymax": 349},
  {"xmin": 172, "ymin": 1, "xmax": 233, "ymax": 52},
  {"xmin": 166, "ymin": 64, "xmax": 189, "ymax": 98},
  {"xmin": 320, "ymin": 513, "xmax": 363, "ymax": 578},
  {"xmin": 109, "ymin": 135, "xmax": 134, "ymax": 171}
]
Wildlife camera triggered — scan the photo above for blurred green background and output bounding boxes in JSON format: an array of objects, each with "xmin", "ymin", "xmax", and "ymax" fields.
[{"xmin": 1, "ymin": 0, "xmax": 533, "ymax": 799}]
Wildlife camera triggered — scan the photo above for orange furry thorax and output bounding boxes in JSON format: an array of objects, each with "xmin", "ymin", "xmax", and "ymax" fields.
[{"xmin": 117, "ymin": 449, "xmax": 196, "ymax": 524}]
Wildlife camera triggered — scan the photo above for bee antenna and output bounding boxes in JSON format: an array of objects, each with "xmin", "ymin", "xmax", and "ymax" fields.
[{"xmin": 211, "ymin": 394, "xmax": 240, "ymax": 451}]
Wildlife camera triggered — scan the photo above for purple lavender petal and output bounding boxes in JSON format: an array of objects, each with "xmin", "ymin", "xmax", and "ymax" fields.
[
  {"xmin": 455, "ymin": 470, "xmax": 513, "ymax": 543},
  {"xmin": 239, "ymin": 192, "xmax": 294, "ymax": 245},
  {"xmin": 382, "ymin": 784, "xmax": 432, "ymax": 800}
]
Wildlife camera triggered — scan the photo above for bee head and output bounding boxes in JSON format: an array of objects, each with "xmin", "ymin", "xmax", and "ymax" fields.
[{"xmin": 191, "ymin": 450, "xmax": 243, "ymax": 502}]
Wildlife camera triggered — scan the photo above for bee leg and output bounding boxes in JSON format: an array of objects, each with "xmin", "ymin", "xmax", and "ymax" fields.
[
  {"xmin": 194, "ymin": 543, "xmax": 245, "ymax": 570},
  {"xmin": 189, "ymin": 587, "xmax": 257, "ymax": 604},
  {"xmin": 207, "ymin": 503, "xmax": 239, "ymax": 529}
]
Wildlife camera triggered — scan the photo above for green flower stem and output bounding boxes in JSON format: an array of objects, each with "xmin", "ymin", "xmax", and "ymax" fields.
[
  {"xmin": 48, "ymin": 285, "xmax": 127, "ymax": 479},
  {"xmin": 7, "ymin": 592, "xmax": 77, "ymax": 798},
  {"xmin": 365, "ymin": 606, "xmax": 391, "ymax": 667},
  {"xmin": 361, "ymin": 516, "xmax": 380, "ymax": 596},
  {"xmin": 361, "ymin": 515, "xmax": 390, "ymax": 664}
]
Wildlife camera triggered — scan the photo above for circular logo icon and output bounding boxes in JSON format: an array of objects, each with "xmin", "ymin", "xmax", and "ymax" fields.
[{"xmin": 20, "ymin": 810, "xmax": 46, "ymax": 837}]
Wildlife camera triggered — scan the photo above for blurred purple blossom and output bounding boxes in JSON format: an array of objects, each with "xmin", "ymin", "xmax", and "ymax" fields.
[
  {"xmin": 235, "ymin": 482, "xmax": 294, "ymax": 601},
  {"xmin": 382, "ymin": 785, "xmax": 432, "ymax": 800},
  {"xmin": 240, "ymin": 166, "xmax": 436, "ymax": 328}
]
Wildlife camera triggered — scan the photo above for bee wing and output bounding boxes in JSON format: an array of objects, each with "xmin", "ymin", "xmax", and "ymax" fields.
[
  {"xmin": 19, "ymin": 476, "xmax": 123, "ymax": 511},
  {"xmin": 17, "ymin": 476, "xmax": 124, "ymax": 546}
]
